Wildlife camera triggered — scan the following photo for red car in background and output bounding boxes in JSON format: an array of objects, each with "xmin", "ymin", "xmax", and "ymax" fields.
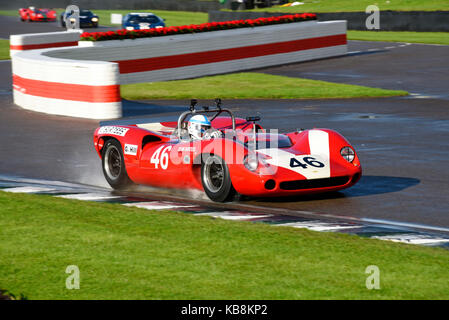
[{"xmin": 19, "ymin": 7, "xmax": 57, "ymax": 22}]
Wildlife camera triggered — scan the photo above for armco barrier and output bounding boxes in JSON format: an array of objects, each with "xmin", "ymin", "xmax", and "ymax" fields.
[
  {"xmin": 11, "ymin": 20, "xmax": 347, "ymax": 119},
  {"xmin": 10, "ymin": 30, "xmax": 82, "ymax": 56}
]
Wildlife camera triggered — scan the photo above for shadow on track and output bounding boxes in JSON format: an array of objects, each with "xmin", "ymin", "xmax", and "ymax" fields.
[{"xmin": 243, "ymin": 175, "xmax": 420, "ymax": 203}]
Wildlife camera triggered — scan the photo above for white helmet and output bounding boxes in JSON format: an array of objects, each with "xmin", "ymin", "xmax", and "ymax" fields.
[{"xmin": 188, "ymin": 115, "xmax": 211, "ymax": 140}]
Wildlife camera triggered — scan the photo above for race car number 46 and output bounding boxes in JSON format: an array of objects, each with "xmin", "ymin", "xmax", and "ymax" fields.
[
  {"xmin": 290, "ymin": 156, "xmax": 325, "ymax": 169},
  {"xmin": 150, "ymin": 145, "xmax": 172, "ymax": 169}
]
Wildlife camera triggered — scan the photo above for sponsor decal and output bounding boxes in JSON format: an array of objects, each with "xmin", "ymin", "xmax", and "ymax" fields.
[
  {"xmin": 98, "ymin": 126, "xmax": 129, "ymax": 137},
  {"xmin": 178, "ymin": 146, "xmax": 196, "ymax": 152},
  {"xmin": 124, "ymin": 144, "xmax": 138, "ymax": 156}
]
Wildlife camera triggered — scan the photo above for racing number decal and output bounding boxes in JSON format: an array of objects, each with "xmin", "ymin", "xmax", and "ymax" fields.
[
  {"xmin": 289, "ymin": 156, "xmax": 325, "ymax": 169},
  {"xmin": 150, "ymin": 146, "xmax": 172, "ymax": 169}
]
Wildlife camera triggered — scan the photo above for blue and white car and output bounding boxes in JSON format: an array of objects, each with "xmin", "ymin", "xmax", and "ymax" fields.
[{"xmin": 122, "ymin": 13, "xmax": 165, "ymax": 30}]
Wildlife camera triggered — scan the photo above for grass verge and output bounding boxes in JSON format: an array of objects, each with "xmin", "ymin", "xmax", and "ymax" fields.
[
  {"xmin": 121, "ymin": 72, "xmax": 408, "ymax": 100},
  {"xmin": 0, "ymin": 40, "xmax": 10, "ymax": 60},
  {"xmin": 251, "ymin": 0, "xmax": 449, "ymax": 12},
  {"xmin": 1, "ymin": 191, "xmax": 448, "ymax": 299},
  {"xmin": 347, "ymin": 31, "xmax": 449, "ymax": 46}
]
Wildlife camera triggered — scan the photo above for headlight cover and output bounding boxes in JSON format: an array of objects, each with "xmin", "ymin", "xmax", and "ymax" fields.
[
  {"xmin": 126, "ymin": 26, "xmax": 134, "ymax": 30},
  {"xmin": 244, "ymin": 154, "xmax": 258, "ymax": 172},
  {"xmin": 91, "ymin": 17, "xmax": 98, "ymax": 22},
  {"xmin": 341, "ymin": 146, "xmax": 355, "ymax": 162}
]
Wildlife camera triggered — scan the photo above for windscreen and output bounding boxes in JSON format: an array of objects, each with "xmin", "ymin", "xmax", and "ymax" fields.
[
  {"xmin": 129, "ymin": 15, "xmax": 160, "ymax": 24},
  {"xmin": 245, "ymin": 133, "xmax": 292, "ymax": 150}
]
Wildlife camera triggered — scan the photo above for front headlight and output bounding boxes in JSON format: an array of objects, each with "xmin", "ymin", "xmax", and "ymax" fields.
[
  {"xmin": 69, "ymin": 18, "xmax": 76, "ymax": 23},
  {"xmin": 244, "ymin": 154, "xmax": 258, "ymax": 172},
  {"xmin": 126, "ymin": 26, "xmax": 134, "ymax": 30},
  {"xmin": 91, "ymin": 17, "xmax": 98, "ymax": 22},
  {"xmin": 341, "ymin": 146, "xmax": 355, "ymax": 162}
]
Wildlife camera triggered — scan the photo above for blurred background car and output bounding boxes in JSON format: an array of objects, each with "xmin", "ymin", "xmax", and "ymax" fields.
[
  {"xmin": 60, "ymin": 9, "xmax": 99, "ymax": 28},
  {"xmin": 122, "ymin": 12, "xmax": 165, "ymax": 30},
  {"xmin": 19, "ymin": 7, "xmax": 57, "ymax": 22}
]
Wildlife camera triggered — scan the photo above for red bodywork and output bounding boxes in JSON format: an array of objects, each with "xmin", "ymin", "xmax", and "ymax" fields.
[
  {"xmin": 19, "ymin": 8, "xmax": 57, "ymax": 22},
  {"xmin": 93, "ymin": 117, "xmax": 362, "ymax": 198}
]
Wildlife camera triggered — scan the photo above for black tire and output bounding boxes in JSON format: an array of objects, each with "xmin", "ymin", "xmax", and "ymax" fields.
[
  {"xmin": 102, "ymin": 139, "xmax": 133, "ymax": 189},
  {"xmin": 201, "ymin": 154, "xmax": 236, "ymax": 202}
]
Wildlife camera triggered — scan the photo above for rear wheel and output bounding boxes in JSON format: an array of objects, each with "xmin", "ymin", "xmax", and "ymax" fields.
[
  {"xmin": 201, "ymin": 154, "xmax": 236, "ymax": 202},
  {"xmin": 102, "ymin": 139, "xmax": 133, "ymax": 189}
]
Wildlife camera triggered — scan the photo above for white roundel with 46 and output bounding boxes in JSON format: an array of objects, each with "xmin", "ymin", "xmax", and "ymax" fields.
[{"xmin": 257, "ymin": 130, "xmax": 331, "ymax": 179}]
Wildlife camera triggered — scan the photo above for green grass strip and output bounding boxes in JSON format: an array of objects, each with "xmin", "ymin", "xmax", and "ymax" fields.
[
  {"xmin": 347, "ymin": 31, "xmax": 449, "ymax": 46},
  {"xmin": 1, "ymin": 191, "xmax": 448, "ymax": 299},
  {"xmin": 0, "ymin": 40, "xmax": 10, "ymax": 60},
  {"xmin": 121, "ymin": 72, "xmax": 407, "ymax": 100}
]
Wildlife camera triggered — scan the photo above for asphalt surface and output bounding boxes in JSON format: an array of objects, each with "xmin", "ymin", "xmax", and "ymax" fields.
[{"xmin": 1, "ymin": 15, "xmax": 448, "ymax": 228}]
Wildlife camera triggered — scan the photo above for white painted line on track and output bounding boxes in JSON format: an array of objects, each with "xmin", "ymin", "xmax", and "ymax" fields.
[
  {"xmin": 362, "ymin": 218, "xmax": 449, "ymax": 234},
  {"xmin": 57, "ymin": 193, "xmax": 123, "ymax": 201},
  {"xmin": 123, "ymin": 201, "xmax": 193, "ymax": 210},
  {"xmin": 3, "ymin": 186, "xmax": 56, "ymax": 193},
  {"xmin": 274, "ymin": 221, "xmax": 363, "ymax": 232},
  {"xmin": 196, "ymin": 211, "xmax": 273, "ymax": 221},
  {"xmin": 372, "ymin": 234, "xmax": 449, "ymax": 245}
]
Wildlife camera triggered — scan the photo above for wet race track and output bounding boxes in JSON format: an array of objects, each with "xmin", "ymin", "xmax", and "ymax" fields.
[{"xmin": 1, "ymin": 16, "xmax": 449, "ymax": 234}]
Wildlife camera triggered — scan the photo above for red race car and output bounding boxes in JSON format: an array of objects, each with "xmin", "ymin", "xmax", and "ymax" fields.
[
  {"xmin": 93, "ymin": 100, "xmax": 362, "ymax": 202},
  {"xmin": 19, "ymin": 7, "xmax": 57, "ymax": 22}
]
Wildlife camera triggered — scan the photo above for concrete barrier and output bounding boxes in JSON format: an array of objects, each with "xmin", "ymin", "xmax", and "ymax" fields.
[
  {"xmin": 11, "ymin": 20, "xmax": 347, "ymax": 119},
  {"xmin": 10, "ymin": 30, "xmax": 82, "ymax": 56}
]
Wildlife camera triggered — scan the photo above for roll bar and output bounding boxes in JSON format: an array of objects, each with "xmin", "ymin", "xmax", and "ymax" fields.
[{"xmin": 177, "ymin": 99, "xmax": 236, "ymax": 139}]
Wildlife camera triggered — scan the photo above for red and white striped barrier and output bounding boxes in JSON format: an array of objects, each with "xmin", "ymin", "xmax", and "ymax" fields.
[
  {"xmin": 77, "ymin": 20, "xmax": 347, "ymax": 84},
  {"xmin": 9, "ymin": 30, "xmax": 82, "ymax": 56},
  {"xmin": 12, "ymin": 48, "xmax": 122, "ymax": 119},
  {"xmin": 11, "ymin": 20, "xmax": 346, "ymax": 119}
]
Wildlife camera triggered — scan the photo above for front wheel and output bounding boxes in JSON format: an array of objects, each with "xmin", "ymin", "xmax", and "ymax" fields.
[
  {"xmin": 102, "ymin": 139, "xmax": 133, "ymax": 189},
  {"xmin": 201, "ymin": 154, "xmax": 236, "ymax": 202}
]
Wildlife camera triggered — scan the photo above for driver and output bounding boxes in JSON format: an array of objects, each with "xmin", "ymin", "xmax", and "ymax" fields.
[{"xmin": 187, "ymin": 115, "xmax": 223, "ymax": 140}]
